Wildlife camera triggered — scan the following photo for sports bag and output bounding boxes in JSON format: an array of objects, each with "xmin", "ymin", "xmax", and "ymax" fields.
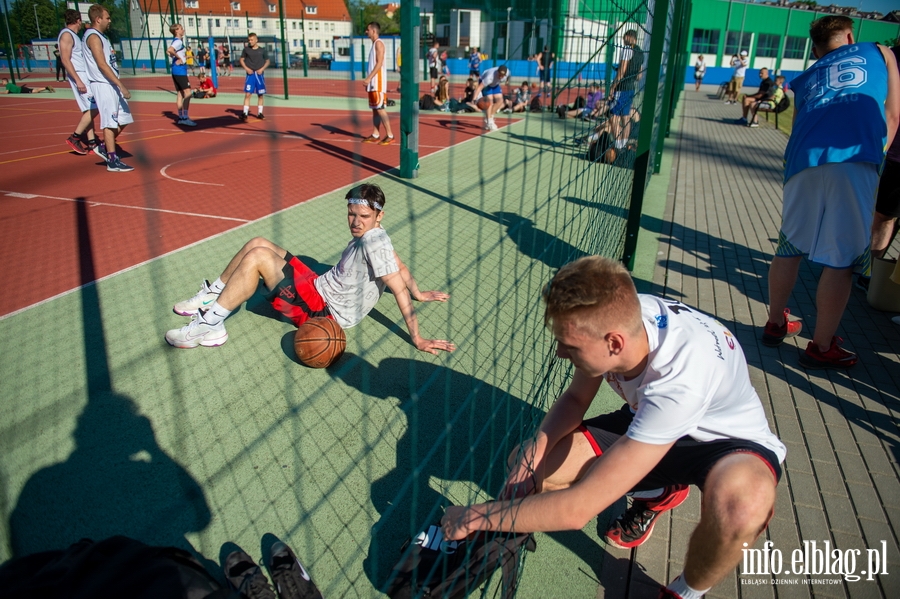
[
  {"xmin": 420, "ymin": 94, "xmax": 436, "ymax": 110},
  {"xmin": 386, "ymin": 521, "xmax": 535, "ymax": 599}
]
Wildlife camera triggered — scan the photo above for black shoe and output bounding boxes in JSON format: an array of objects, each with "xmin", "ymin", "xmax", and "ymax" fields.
[
  {"xmin": 269, "ymin": 542, "xmax": 324, "ymax": 599},
  {"xmin": 257, "ymin": 113, "xmax": 265, "ymax": 120},
  {"xmin": 239, "ymin": 112, "xmax": 249, "ymax": 122},
  {"xmin": 225, "ymin": 550, "xmax": 276, "ymax": 599}
]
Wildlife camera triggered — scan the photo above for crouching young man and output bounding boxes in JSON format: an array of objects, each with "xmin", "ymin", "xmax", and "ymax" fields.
[{"xmin": 441, "ymin": 256, "xmax": 785, "ymax": 598}]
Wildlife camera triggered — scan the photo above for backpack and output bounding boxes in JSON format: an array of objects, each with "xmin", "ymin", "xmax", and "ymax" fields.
[
  {"xmin": 774, "ymin": 94, "xmax": 790, "ymax": 114},
  {"xmin": 529, "ymin": 96, "xmax": 542, "ymax": 112},
  {"xmin": 419, "ymin": 94, "xmax": 436, "ymax": 110},
  {"xmin": 386, "ymin": 522, "xmax": 536, "ymax": 599}
]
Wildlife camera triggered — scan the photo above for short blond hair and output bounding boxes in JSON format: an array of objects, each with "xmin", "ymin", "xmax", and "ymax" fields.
[{"xmin": 542, "ymin": 256, "xmax": 643, "ymax": 337}]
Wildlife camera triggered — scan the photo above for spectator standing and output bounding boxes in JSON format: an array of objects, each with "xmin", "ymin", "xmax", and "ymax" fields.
[
  {"xmin": 239, "ymin": 33, "xmax": 269, "ymax": 121},
  {"xmin": 738, "ymin": 67, "xmax": 774, "ymax": 124},
  {"xmin": 361, "ymin": 22, "xmax": 394, "ymax": 145},
  {"xmin": 694, "ymin": 54, "xmax": 706, "ymax": 91},
  {"xmin": 865, "ymin": 44, "xmax": 900, "ymax": 284},
  {"xmin": 427, "ymin": 41, "xmax": 440, "ymax": 92},
  {"xmin": 58, "ymin": 9, "xmax": 100, "ymax": 156},
  {"xmin": 54, "ymin": 44, "xmax": 64, "ymax": 81},
  {"xmin": 222, "ymin": 44, "xmax": 232, "ymax": 75},
  {"xmin": 763, "ymin": 16, "xmax": 899, "ymax": 369},
  {"xmin": 609, "ymin": 30, "xmax": 643, "ymax": 148},
  {"xmin": 469, "ymin": 47, "xmax": 481, "ymax": 77},
  {"xmin": 166, "ymin": 23, "xmax": 195, "ymax": 127},
  {"xmin": 196, "ymin": 44, "xmax": 207, "ymax": 76},
  {"xmin": 725, "ymin": 51, "xmax": 748, "ymax": 104}
]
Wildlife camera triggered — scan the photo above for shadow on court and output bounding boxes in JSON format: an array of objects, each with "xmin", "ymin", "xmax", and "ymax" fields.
[{"xmin": 6, "ymin": 199, "xmax": 211, "ymax": 560}]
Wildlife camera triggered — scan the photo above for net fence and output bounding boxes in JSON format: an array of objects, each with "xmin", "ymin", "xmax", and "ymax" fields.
[{"xmin": 0, "ymin": 0, "xmax": 688, "ymax": 596}]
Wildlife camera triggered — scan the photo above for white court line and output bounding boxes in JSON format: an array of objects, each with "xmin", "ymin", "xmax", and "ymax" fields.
[
  {"xmin": 0, "ymin": 124, "xmax": 492, "ymax": 322},
  {"xmin": 0, "ymin": 189, "xmax": 249, "ymax": 222},
  {"xmin": 0, "ymin": 128, "xmax": 176, "ymax": 156}
]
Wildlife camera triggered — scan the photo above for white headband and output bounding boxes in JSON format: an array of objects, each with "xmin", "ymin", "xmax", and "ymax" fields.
[{"xmin": 348, "ymin": 198, "xmax": 383, "ymax": 211}]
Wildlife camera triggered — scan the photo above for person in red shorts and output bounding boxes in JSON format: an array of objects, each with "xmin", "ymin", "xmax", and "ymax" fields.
[{"xmin": 165, "ymin": 183, "xmax": 455, "ymax": 355}]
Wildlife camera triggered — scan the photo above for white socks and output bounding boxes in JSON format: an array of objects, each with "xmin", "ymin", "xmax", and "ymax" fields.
[
  {"xmin": 210, "ymin": 278, "xmax": 226, "ymax": 293},
  {"xmin": 667, "ymin": 574, "xmax": 709, "ymax": 599},
  {"xmin": 203, "ymin": 301, "xmax": 231, "ymax": 325}
]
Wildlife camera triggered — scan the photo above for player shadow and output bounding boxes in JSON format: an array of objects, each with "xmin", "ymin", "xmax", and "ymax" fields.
[
  {"xmin": 494, "ymin": 211, "xmax": 588, "ymax": 270},
  {"xmin": 6, "ymin": 199, "xmax": 211, "ymax": 561},
  {"xmin": 159, "ymin": 110, "xmax": 242, "ymax": 131},
  {"xmin": 285, "ymin": 130, "xmax": 396, "ymax": 176},
  {"xmin": 311, "ymin": 122, "xmax": 359, "ymax": 138}
]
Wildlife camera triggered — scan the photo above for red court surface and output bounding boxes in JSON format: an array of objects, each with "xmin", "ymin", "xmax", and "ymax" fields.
[{"xmin": 0, "ymin": 96, "xmax": 514, "ymax": 318}]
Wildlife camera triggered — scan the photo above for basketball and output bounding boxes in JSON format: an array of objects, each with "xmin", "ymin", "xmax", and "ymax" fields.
[{"xmin": 294, "ymin": 317, "xmax": 346, "ymax": 368}]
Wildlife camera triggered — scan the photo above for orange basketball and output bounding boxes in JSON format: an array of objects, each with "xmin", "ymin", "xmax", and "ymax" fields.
[{"xmin": 294, "ymin": 317, "xmax": 346, "ymax": 368}]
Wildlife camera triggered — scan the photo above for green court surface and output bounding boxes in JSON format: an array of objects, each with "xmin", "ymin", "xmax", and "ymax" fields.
[{"xmin": 0, "ymin": 101, "xmax": 673, "ymax": 596}]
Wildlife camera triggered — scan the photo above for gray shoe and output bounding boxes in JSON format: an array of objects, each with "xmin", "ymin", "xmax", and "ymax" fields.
[{"xmin": 225, "ymin": 550, "xmax": 276, "ymax": 599}]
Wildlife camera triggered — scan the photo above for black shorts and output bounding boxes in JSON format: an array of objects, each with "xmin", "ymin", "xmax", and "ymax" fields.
[
  {"xmin": 429, "ymin": 66, "xmax": 438, "ymax": 80},
  {"xmin": 172, "ymin": 74, "xmax": 190, "ymax": 91},
  {"xmin": 19, "ymin": 85, "xmax": 35, "ymax": 94},
  {"xmin": 539, "ymin": 69, "xmax": 551, "ymax": 83},
  {"xmin": 579, "ymin": 404, "xmax": 782, "ymax": 492},
  {"xmin": 876, "ymin": 159, "xmax": 900, "ymax": 218}
]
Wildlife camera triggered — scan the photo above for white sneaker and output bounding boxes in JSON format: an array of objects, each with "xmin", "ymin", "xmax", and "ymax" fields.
[
  {"xmin": 483, "ymin": 118, "xmax": 491, "ymax": 131},
  {"xmin": 165, "ymin": 312, "xmax": 228, "ymax": 348},
  {"xmin": 489, "ymin": 121, "xmax": 499, "ymax": 131},
  {"xmin": 173, "ymin": 280, "xmax": 220, "ymax": 315}
]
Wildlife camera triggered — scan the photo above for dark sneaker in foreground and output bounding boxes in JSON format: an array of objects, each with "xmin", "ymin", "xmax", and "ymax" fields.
[
  {"xmin": 66, "ymin": 135, "xmax": 89, "ymax": 155},
  {"xmin": 269, "ymin": 541, "xmax": 324, "ymax": 599},
  {"xmin": 90, "ymin": 142, "xmax": 108, "ymax": 160},
  {"xmin": 106, "ymin": 156, "xmax": 134, "ymax": 172},
  {"xmin": 165, "ymin": 311, "xmax": 227, "ymax": 348},
  {"xmin": 761, "ymin": 308, "xmax": 802, "ymax": 347},
  {"xmin": 225, "ymin": 550, "xmax": 276, "ymax": 599},
  {"xmin": 606, "ymin": 485, "xmax": 690, "ymax": 549},
  {"xmin": 799, "ymin": 336, "xmax": 858, "ymax": 369}
]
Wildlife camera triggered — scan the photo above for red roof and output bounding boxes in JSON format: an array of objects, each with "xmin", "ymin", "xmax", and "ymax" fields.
[{"xmin": 140, "ymin": 0, "xmax": 350, "ymax": 21}]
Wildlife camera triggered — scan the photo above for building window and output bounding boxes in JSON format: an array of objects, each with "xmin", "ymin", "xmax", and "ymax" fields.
[
  {"xmin": 214, "ymin": 18, "xmax": 220, "ymax": 27},
  {"xmin": 306, "ymin": 5, "xmax": 316, "ymax": 14},
  {"xmin": 231, "ymin": 1, "xmax": 240, "ymax": 9},
  {"xmin": 261, "ymin": 20, "xmax": 267, "ymax": 28},
  {"xmin": 268, "ymin": 4, "xmax": 276, "ymax": 12},
  {"xmin": 292, "ymin": 39, "xmax": 297, "ymax": 47},
  {"xmin": 725, "ymin": 31, "xmax": 752, "ymax": 55},
  {"xmin": 315, "ymin": 39, "xmax": 320, "ymax": 48},
  {"xmin": 188, "ymin": 17, "xmax": 194, "ymax": 26},
  {"xmin": 184, "ymin": 0, "xmax": 197, "ymax": 7},
  {"xmin": 756, "ymin": 33, "xmax": 780, "ymax": 58},
  {"xmin": 783, "ymin": 35, "xmax": 806, "ymax": 59},
  {"xmin": 207, "ymin": 18, "xmax": 212, "ymax": 28},
  {"xmin": 691, "ymin": 28, "xmax": 719, "ymax": 55},
  {"xmin": 292, "ymin": 21, "xmax": 296, "ymax": 29},
  {"xmin": 325, "ymin": 39, "xmax": 329, "ymax": 48},
  {"xmin": 329, "ymin": 23, "xmax": 333, "ymax": 31},
  {"xmin": 314, "ymin": 22, "xmax": 319, "ymax": 31},
  {"xmin": 247, "ymin": 19, "xmax": 253, "ymax": 27}
]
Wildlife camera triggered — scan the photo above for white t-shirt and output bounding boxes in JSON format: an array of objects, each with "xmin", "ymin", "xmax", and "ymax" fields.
[
  {"xmin": 694, "ymin": 58, "xmax": 706, "ymax": 74},
  {"xmin": 480, "ymin": 66, "xmax": 508, "ymax": 88},
  {"xmin": 314, "ymin": 227, "xmax": 400, "ymax": 329},
  {"xmin": 732, "ymin": 56, "xmax": 748, "ymax": 78},
  {"xmin": 605, "ymin": 295, "xmax": 786, "ymax": 462}
]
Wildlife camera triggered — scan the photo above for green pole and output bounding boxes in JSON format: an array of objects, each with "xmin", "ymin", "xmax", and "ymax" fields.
[
  {"xmin": 125, "ymin": 0, "xmax": 136, "ymax": 74},
  {"xmin": 300, "ymin": 2, "xmax": 307, "ymax": 76},
  {"xmin": 399, "ymin": 0, "xmax": 419, "ymax": 179},
  {"xmin": 655, "ymin": 0, "xmax": 687, "ymax": 169},
  {"xmin": 621, "ymin": 0, "xmax": 672, "ymax": 270},
  {"xmin": 194, "ymin": 10, "xmax": 199, "ymax": 39},
  {"xmin": 2, "ymin": 0, "xmax": 16, "ymax": 83},
  {"xmin": 167, "ymin": 0, "xmax": 176, "ymax": 27},
  {"xmin": 360, "ymin": 34, "xmax": 365, "ymax": 79},
  {"xmin": 276, "ymin": 0, "xmax": 287, "ymax": 99}
]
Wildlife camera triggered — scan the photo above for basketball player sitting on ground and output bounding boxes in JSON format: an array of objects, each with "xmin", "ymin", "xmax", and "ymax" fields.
[
  {"xmin": 441, "ymin": 256, "xmax": 785, "ymax": 599},
  {"xmin": 165, "ymin": 184, "xmax": 456, "ymax": 355}
]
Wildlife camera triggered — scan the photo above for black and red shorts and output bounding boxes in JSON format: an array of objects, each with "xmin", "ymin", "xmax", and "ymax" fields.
[
  {"xmin": 265, "ymin": 253, "xmax": 332, "ymax": 326},
  {"xmin": 579, "ymin": 404, "xmax": 782, "ymax": 492}
]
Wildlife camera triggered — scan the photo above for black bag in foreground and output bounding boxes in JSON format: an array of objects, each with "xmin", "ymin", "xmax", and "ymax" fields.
[{"xmin": 386, "ymin": 521, "xmax": 536, "ymax": 599}]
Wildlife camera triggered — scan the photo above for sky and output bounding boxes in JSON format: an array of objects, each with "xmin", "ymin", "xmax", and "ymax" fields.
[{"xmin": 852, "ymin": 0, "xmax": 898, "ymax": 15}]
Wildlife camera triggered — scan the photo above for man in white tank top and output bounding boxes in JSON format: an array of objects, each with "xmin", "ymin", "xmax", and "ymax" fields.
[
  {"xmin": 58, "ymin": 9, "xmax": 100, "ymax": 156},
  {"xmin": 361, "ymin": 22, "xmax": 394, "ymax": 146},
  {"xmin": 83, "ymin": 3, "xmax": 134, "ymax": 172}
]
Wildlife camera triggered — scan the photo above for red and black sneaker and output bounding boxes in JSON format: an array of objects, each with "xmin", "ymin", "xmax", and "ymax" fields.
[
  {"xmin": 605, "ymin": 485, "xmax": 690, "ymax": 549},
  {"xmin": 799, "ymin": 336, "xmax": 858, "ymax": 369},
  {"xmin": 761, "ymin": 308, "xmax": 802, "ymax": 347}
]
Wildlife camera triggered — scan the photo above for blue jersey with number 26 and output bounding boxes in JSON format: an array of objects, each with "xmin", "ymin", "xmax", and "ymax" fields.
[{"xmin": 784, "ymin": 42, "xmax": 888, "ymax": 184}]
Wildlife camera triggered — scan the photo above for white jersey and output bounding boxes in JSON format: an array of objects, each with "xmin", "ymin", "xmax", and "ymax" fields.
[
  {"xmin": 366, "ymin": 38, "xmax": 386, "ymax": 93},
  {"xmin": 314, "ymin": 227, "xmax": 400, "ymax": 329},
  {"xmin": 57, "ymin": 27, "xmax": 86, "ymax": 74},
  {"xmin": 606, "ymin": 295, "xmax": 786, "ymax": 462},
  {"xmin": 83, "ymin": 28, "xmax": 119, "ymax": 84},
  {"xmin": 480, "ymin": 66, "xmax": 508, "ymax": 88},
  {"xmin": 732, "ymin": 57, "xmax": 748, "ymax": 78}
]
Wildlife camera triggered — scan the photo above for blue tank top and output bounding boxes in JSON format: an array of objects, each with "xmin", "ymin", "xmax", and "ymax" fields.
[{"xmin": 784, "ymin": 42, "xmax": 888, "ymax": 184}]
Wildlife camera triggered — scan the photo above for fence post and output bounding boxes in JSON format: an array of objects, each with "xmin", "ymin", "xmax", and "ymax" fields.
[
  {"xmin": 399, "ymin": 0, "xmax": 419, "ymax": 179},
  {"xmin": 654, "ymin": 0, "xmax": 687, "ymax": 172},
  {"xmin": 276, "ymin": 0, "xmax": 288, "ymax": 99},
  {"xmin": 621, "ymin": 0, "xmax": 672, "ymax": 271}
]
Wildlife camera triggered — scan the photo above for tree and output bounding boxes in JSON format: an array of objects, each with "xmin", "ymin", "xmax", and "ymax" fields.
[{"xmin": 344, "ymin": 0, "xmax": 399, "ymax": 36}]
